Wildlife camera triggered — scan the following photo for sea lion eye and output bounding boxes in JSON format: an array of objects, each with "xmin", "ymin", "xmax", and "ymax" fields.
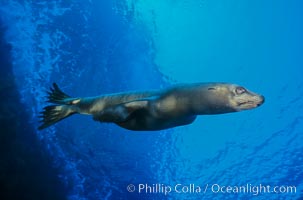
[{"xmin": 236, "ymin": 87, "xmax": 246, "ymax": 94}]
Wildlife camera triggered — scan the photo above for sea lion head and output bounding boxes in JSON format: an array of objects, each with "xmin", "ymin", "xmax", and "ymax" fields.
[
  {"xmin": 202, "ymin": 83, "xmax": 265, "ymax": 113},
  {"xmin": 223, "ymin": 84, "xmax": 265, "ymax": 111}
]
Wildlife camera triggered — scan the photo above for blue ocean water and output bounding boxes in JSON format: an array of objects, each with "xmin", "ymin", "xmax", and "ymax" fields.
[{"xmin": 0, "ymin": 0, "xmax": 302, "ymax": 199}]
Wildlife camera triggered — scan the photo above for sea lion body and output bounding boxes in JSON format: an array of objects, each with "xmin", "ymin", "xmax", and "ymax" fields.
[{"xmin": 39, "ymin": 83, "xmax": 264, "ymax": 131}]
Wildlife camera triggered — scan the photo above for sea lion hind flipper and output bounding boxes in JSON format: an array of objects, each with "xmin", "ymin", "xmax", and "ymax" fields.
[
  {"xmin": 39, "ymin": 84, "xmax": 80, "ymax": 130},
  {"xmin": 38, "ymin": 105, "xmax": 77, "ymax": 130},
  {"xmin": 47, "ymin": 83, "xmax": 80, "ymax": 105},
  {"xmin": 47, "ymin": 83, "xmax": 71, "ymax": 103},
  {"xmin": 93, "ymin": 100, "xmax": 149, "ymax": 123}
]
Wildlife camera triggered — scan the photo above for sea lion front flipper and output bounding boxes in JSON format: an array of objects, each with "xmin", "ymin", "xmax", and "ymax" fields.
[{"xmin": 93, "ymin": 100, "xmax": 149, "ymax": 123}]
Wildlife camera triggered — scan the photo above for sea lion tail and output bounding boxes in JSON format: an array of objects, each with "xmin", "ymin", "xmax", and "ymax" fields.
[{"xmin": 38, "ymin": 83, "xmax": 80, "ymax": 130}]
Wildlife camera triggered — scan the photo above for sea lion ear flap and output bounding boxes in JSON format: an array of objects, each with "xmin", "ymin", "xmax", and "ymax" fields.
[{"xmin": 93, "ymin": 100, "xmax": 149, "ymax": 123}]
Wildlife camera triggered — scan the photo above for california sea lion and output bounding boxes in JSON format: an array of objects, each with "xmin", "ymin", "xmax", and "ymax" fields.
[{"xmin": 38, "ymin": 83, "xmax": 264, "ymax": 131}]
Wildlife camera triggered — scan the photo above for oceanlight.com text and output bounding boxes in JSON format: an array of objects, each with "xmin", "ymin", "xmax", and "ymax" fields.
[{"xmin": 211, "ymin": 183, "xmax": 296, "ymax": 196}]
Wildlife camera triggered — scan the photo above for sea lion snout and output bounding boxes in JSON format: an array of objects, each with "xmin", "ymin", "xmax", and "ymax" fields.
[{"xmin": 257, "ymin": 95, "xmax": 265, "ymax": 106}]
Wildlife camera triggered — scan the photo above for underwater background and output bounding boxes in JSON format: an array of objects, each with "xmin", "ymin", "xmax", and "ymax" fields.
[{"xmin": 0, "ymin": 0, "xmax": 302, "ymax": 199}]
